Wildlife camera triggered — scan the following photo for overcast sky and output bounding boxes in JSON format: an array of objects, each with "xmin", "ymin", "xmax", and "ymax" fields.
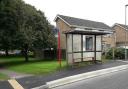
[{"xmin": 23, "ymin": 0, "xmax": 128, "ymax": 26}]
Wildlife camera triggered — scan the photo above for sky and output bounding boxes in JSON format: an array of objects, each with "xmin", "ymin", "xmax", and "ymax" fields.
[{"xmin": 23, "ymin": 0, "xmax": 128, "ymax": 26}]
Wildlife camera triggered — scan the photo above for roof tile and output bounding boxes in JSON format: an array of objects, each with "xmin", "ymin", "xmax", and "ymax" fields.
[{"xmin": 58, "ymin": 15, "xmax": 111, "ymax": 30}]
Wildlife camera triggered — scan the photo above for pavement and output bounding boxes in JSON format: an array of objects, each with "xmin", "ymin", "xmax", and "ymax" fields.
[
  {"xmin": 0, "ymin": 81, "xmax": 13, "ymax": 89},
  {"xmin": 53, "ymin": 66, "xmax": 128, "ymax": 89},
  {"xmin": 0, "ymin": 60, "xmax": 128, "ymax": 89}
]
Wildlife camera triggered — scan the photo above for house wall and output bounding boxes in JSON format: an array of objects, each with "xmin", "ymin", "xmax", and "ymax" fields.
[
  {"xmin": 114, "ymin": 25, "xmax": 127, "ymax": 43},
  {"xmin": 102, "ymin": 25, "xmax": 128, "ymax": 50},
  {"xmin": 102, "ymin": 33, "xmax": 115, "ymax": 46},
  {"xmin": 56, "ymin": 19, "xmax": 72, "ymax": 49},
  {"xmin": 102, "ymin": 35, "xmax": 115, "ymax": 51}
]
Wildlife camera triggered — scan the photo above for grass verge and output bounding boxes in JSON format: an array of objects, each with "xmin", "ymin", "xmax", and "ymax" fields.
[
  {"xmin": 0, "ymin": 73, "xmax": 9, "ymax": 80},
  {"xmin": 0, "ymin": 55, "xmax": 111, "ymax": 75},
  {"xmin": 0, "ymin": 56, "xmax": 66, "ymax": 75}
]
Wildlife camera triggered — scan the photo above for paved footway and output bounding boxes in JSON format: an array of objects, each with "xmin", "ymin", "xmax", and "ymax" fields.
[
  {"xmin": 17, "ymin": 60, "xmax": 128, "ymax": 89},
  {"xmin": 53, "ymin": 67, "xmax": 128, "ymax": 89}
]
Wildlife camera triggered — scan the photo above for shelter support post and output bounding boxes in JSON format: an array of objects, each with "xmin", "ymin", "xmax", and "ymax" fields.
[
  {"xmin": 81, "ymin": 35, "xmax": 83, "ymax": 61},
  {"xmin": 72, "ymin": 34, "xmax": 74, "ymax": 64},
  {"xmin": 94, "ymin": 35, "xmax": 96, "ymax": 63},
  {"xmin": 65, "ymin": 34, "xmax": 68, "ymax": 66}
]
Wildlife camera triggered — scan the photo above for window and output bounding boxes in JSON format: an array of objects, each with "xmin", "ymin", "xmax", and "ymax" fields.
[{"xmin": 86, "ymin": 36, "xmax": 93, "ymax": 50}]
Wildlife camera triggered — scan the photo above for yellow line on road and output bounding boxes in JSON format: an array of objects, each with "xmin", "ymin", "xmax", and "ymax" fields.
[{"xmin": 8, "ymin": 79, "xmax": 24, "ymax": 89}]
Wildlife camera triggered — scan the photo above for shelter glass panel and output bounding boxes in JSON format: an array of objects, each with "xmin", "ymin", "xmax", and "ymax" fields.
[
  {"xmin": 67, "ymin": 34, "xmax": 72, "ymax": 52},
  {"xmin": 83, "ymin": 52, "xmax": 94, "ymax": 61},
  {"xmin": 96, "ymin": 36, "xmax": 101, "ymax": 51},
  {"xmin": 67, "ymin": 54, "xmax": 73, "ymax": 64},
  {"xmin": 73, "ymin": 35, "xmax": 81, "ymax": 52},
  {"xmin": 86, "ymin": 36, "xmax": 93, "ymax": 50},
  {"xmin": 96, "ymin": 52, "xmax": 101, "ymax": 60},
  {"xmin": 73, "ymin": 53, "xmax": 82, "ymax": 62}
]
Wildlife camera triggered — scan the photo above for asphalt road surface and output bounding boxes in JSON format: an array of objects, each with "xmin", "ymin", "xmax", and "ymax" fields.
[{"xmin": 53, "ymin": 68, "xmax": 128, "ymax": 89}]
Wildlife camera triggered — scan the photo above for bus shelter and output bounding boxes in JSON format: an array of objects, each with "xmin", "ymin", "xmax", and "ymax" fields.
[{"xmin": 64, "ymin": 28, "xmax": 112, "ymax": 65}]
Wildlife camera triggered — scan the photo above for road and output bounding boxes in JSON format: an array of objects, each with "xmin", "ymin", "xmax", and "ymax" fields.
[{"xmin": 53, "ymin": 68, "xmax": 128, "ymax": 89}]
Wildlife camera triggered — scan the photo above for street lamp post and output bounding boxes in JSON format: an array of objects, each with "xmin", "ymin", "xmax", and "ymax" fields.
[{"xmin": 125, "ymin": 4, "xmax": 128, "ymax": 60}]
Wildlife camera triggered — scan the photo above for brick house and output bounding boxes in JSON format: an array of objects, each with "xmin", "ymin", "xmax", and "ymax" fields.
[
  {"xmin": 54, "ymin": 15, "xmax": 112, "ymax": 65},
  {"xmin": 102, "ymin": 23, "xmax": 128, "ymax": 51}
]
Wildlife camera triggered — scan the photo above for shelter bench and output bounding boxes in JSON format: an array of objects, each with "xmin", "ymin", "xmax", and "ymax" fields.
[{"xmin": 73, "ymin": 57, "xmax": 102, "ymax": 67}]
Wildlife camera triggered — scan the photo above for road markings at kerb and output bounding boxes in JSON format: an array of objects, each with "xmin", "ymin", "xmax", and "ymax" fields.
[{"xmin": 8, "ymin": 79, "xmax": 24, "ymax": 89}]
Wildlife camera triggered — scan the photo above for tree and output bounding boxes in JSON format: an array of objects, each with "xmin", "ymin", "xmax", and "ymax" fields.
[
  {"xmin": 0, "ymin": 0, "xmax": 56, "ymax": 61},
  {"xmin": 0, "ymin": 0, "xmax": 19, "ymax": 56},
  {"xmin": 15, "ymin": 3, "xmax": 56, "ymax": 61}
]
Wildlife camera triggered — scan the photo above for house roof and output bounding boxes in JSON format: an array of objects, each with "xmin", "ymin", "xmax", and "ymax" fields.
[
  {"xmin": 55, "ymin": 15, "xmax": 111, "ymax": 31},
  {"xmin": 113, "ymin": 23, "xmax": 128, "ymax": 30}
]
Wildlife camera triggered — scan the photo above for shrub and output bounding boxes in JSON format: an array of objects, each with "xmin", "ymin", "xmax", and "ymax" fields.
[{"xmin": 106, "ymin": 48, "xmax": 125, "ymax": 59}]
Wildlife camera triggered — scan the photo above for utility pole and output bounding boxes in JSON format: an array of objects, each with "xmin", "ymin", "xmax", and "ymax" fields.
[{"xmin": 125, "ymin": 5, "xmax": 128, "ymax": 60}]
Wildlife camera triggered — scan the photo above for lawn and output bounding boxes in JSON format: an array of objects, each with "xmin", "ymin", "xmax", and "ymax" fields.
[
  {"xmin": 0, "ymin": 56, "xmax": 66, "ymax": 75},
  {"xmin": 0, "ymin": 73, "xmax": 9, "ymax": 80},
  {"xmin": 0, "ymin": 56, "xmax": 110, "ymax": 75}
]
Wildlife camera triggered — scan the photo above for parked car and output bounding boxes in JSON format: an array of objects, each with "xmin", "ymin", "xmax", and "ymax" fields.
[{"xmin": 0, "ymin": 51, "xmax": 5, "ymax": 55}]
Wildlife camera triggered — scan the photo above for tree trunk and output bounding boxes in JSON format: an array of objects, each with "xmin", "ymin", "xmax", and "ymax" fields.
[
  {"xmin": 23, "ymin": 44, "xmax": 29, "ymax": 62},
  {"xmin": 5, "ymin": 49, "xmax": 9, "ymax": 56},
  {"xmin": 24, "ymin": 49, "xmax": 28, "ymax": 62}
]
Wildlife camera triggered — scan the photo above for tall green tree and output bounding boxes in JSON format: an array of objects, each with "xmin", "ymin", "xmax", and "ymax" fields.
[
  {"xmin": 0, "ymin": 0, "xmax": 19, "ymax": 56},
  {"xmin": 0, "ymin": 0, "xmax": 56, "ymax": 61}
]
